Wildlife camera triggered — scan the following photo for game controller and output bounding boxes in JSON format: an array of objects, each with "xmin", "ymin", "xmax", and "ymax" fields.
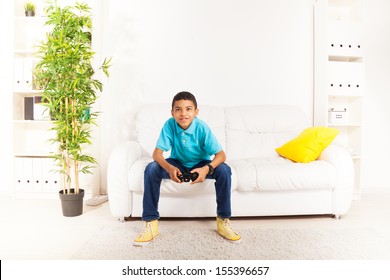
[{"xmin": 178, "ymin": 172, "xmax": 199, "ymax": 182}]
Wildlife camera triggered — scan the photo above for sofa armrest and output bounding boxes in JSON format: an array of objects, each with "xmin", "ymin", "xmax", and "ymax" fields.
[
  {"xmin": 107, "ymin": 140, "xmax": 142, "ymax": 219},
  {"xmin": 318, "ymin": 144, "xmax": 355, "ymax": 215},
  {"xmin": 319, "ymin": 144, "xmax": 354, "ymax": 184}
]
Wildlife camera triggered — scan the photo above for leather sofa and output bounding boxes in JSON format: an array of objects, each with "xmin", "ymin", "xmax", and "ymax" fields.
[{"xmin": 107, "ymin": 104, "xmax": 354, "ymax": 220}]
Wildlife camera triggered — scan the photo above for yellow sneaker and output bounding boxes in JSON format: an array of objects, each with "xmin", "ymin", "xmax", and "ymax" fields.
[
  {"xmin": 216, "ymin": 216, "xmax": 241, "ymax": 242},
  {"xmin": 133, "ymin": 219, "xmax": 159, "ymax": 246}
]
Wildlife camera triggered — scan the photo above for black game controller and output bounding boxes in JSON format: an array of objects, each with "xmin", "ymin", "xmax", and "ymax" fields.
[{"xmin": 178, "ymin": 172, "xmax": 199, "ymax": 182}]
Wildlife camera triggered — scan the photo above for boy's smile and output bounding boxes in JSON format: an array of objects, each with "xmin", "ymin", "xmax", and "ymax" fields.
[{"xmin": 171, "ymin": 99, "xmax": 198, "ymax": 130}]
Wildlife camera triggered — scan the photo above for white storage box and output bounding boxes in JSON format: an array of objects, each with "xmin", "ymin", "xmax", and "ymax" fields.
[{"xmin": 328, "ymin": 108, "xmax": 347, "ymax": 124}]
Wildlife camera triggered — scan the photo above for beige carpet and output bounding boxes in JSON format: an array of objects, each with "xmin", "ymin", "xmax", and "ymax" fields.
[{"xmin": 71, "ymin": 222, "xmax": 390, "ymax": 260}]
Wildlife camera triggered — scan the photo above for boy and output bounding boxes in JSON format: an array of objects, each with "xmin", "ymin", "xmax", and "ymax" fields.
[{"xmin": 134, "ymin": 91, "xmax": 241, "ymax": 246}]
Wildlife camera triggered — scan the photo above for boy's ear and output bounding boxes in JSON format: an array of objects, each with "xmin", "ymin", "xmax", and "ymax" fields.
[{"xmin": 195, "ymin": 108, "xmax": 199, "ymax": 115}]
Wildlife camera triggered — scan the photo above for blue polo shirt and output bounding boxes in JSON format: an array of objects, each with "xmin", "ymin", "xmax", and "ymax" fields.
[{"xmin": 156, "ymin": 117, "xmax": 222, "ymax": 168}]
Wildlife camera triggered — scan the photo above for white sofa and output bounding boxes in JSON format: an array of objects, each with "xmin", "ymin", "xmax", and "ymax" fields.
[{"xmin": 107, "ymin": 104, "xmax": 354, "ymax": 221}]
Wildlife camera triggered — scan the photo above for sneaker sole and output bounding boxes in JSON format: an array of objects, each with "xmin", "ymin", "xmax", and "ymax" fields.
[
  {"xmin": 133, "ymin": 234, "xmax": 159, "ymax": 247},
  {"xmin": 221, "ymin": 237, "xmax": 242, "ymax": 243},
  {"xmin": 133, "ymin": 240, "xmax": 152, "ymax": 247},
  {"xmin": 217, "ymin": 232, "xmax": 242, "ymax": 243}
]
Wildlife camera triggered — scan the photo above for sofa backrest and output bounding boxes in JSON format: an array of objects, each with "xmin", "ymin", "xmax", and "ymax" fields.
[
  {"xmin": 136, "ymin": 104, "xmax": 308, "ymax": 160},
  {"xmin": 225, "ymin": 105, "xmax": 309, "ymax": 160},
  {"xmin": 136, "ymin": 103, "xmax": 226, "ymax": 157}
]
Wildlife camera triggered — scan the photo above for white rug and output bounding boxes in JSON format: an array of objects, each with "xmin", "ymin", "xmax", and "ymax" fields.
[{"xmin": 71, "ymin": 222, "xmax": 390, "ymax": 260}]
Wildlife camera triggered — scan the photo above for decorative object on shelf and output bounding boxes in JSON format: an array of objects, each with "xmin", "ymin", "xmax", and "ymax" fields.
[
  {"xmin": 34, "ymin": 1, "xmax": 111, "ymax": 217},
  {"xmin": 328, "ymin": 108, "xmax": 347, "ymax": 124},
  {"xmin": 24, "ymin": 2, "xmax": 36, "ymax": 17}
]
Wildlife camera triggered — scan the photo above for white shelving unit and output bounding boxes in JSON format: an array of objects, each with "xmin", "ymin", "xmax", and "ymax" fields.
[
  {"xmin": 314, "ymin": 0, "xmax": 364, "ymax": 199},
  {"xmin": 12, "ymin": 0, "xmax": 60, "ymax": 197}
]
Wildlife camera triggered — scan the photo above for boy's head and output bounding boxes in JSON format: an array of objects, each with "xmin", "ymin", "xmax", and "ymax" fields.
[
  {"xmin": 171, "ymin": 91, "xmax": 197, "ymax": 110},
  {"xmin": 171, "ymin": 91, "xmax": 199, "ymax": 130}
]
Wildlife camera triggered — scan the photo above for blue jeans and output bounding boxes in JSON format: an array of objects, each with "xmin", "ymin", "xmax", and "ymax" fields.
[{"xmin": 142, "ymin": 158, "xmax": 232, "ymax": 221}]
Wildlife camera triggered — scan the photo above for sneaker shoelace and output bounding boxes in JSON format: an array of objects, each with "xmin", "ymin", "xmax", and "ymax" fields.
[
  {"xmin": 222, "ymin": 219, "xmax": 238, "ymax": 236},
  {"xmin": 137, "ymin": 221, "xmax": 155, "ymax": 239}
]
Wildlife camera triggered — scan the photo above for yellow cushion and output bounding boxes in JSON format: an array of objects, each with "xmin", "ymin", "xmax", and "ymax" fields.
[{"xmin": 275, "ymin": 127, "xmax": 339, "ymax": 163}]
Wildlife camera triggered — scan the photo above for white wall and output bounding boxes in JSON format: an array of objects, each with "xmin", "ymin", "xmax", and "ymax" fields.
[
  {"xmin": 361, "ymin": 0, "xmax": 390, "ymax": 192},
  {"xmin": 100, "ymin": 0, "xmax": 390, "ymax": 194},
  {"xmin": 99, "ymin": 0, "xmax": 315, "ymax": 193}
]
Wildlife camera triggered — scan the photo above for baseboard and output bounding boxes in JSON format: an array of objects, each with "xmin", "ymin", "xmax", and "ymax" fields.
[{"xmin": 2, "ymin": 190, "xmax": 94, "ymax": 200}]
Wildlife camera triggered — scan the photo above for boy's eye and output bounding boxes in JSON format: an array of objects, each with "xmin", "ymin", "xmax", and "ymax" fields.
[{"xmin": 175, "ymin": 107, "xmax": 193, "ymax": 112}]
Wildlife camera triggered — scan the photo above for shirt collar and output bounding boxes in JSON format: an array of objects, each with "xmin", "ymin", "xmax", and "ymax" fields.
[{"xmin": 175, "ymin": 117, "xmax": 198, "ymax": 135}]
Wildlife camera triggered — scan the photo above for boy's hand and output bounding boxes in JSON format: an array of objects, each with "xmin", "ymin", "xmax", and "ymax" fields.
[
  {"xmin": 190, "ymin": 166, "xmax": 209, "ymax": 184},
  {"xmin": 168, "ymin": 165, "xmax": 182, "ymax": 183}
]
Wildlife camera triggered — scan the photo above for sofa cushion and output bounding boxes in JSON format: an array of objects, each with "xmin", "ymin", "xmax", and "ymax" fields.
[
  {"xmin": 230, "ymin": 157, "xmax": 337, "ymax": 192},
  {"xmin": 225, "ymin": 105, "xmax": 309, "ymax": 161},
  {"xmin": 128, "ymin": 158, "xmax": 238, "ymax": 194},
  {"xmin": 275, "ymin": 127, "xmax": 339, "ymax": 163}
]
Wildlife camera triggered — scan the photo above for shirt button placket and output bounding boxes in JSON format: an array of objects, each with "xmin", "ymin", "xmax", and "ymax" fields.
[{"xmin": 182, "ymin": 133, "xmax": 188, "ymax": 149}]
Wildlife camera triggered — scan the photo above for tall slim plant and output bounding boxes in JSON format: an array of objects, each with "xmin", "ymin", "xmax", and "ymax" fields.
[{"xmin": 34, "ymin": 1, "xmax": 111, "ymax": 195}]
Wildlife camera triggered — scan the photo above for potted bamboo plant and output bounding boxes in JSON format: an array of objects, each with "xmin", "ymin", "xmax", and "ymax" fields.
[{"xmin": 34, "ymin": 1, "xmax": 111, "ymax": 217}]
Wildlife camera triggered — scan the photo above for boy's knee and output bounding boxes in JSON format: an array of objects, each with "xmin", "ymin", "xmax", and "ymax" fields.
[
  {"xmin": 215, "ymin": 163, "xmax": 231, "ymax": 177},
  {"xmin": 145, "ymin": 161, "xmax": 161, "ymax": 175}
]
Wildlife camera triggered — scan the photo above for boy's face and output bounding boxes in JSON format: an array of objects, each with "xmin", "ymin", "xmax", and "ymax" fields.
[{"xmin": 171, "ymin": 99, "xmax": 198, "ymax": 130}]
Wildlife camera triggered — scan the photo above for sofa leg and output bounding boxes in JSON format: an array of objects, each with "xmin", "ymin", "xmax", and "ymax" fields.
[{"xmin": 333, "ymin": 214, "xmax": 341, "ymax": 219}]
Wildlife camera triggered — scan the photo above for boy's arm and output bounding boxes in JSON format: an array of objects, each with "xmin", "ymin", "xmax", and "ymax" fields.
[
  {"xmin": 152, "ymin": 148, "xmax": 182, "ymax": 183},
  {"xmin": 208, "ymin": 150, "xmax": 226, "ymax": 170},
  {"xmin": 191, "ymin": 150, "xmax": 226, "ymax": 184}
]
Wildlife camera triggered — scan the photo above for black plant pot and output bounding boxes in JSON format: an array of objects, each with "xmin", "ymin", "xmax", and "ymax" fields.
[
  {"xmin": 59, "ymin": 189, "xmax": 85, "ymax": 217},
  {"xmin": 25, "ymin": 11, "xmax": 35, "ymax": 17}
]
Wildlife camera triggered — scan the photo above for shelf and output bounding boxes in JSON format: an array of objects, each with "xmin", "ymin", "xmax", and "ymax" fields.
[
  {"xmin": 328, "ymin": 55, "xmax": 362, "ymax": 62},
  {"xmin": 14, "ymin": 16, "xmax": 46, "ymax": 21},
  {"xmin": 14, "ymin": 90, "xmax": 44, "ymax": 96},
  {"xmin": 14, "ymin": 153, "xmax": 53, "ymax": 158},
  {"xmin": 328, "ymin": 93, "xmax": 362, "ymax": 98},
  {"xmin": 14, "ymin": 50, "xmax": 38, "ymax": 55},
  {"xmin": 13, "ymin": 148, "xmax": 56, "ymax": 158},
  {"xmin": 328, "ymin": 123, "xmax": 361, "ymax": 127},
  {"xmin": 13, "ymin": 120, "xmax": 52, "ymax": 125}
]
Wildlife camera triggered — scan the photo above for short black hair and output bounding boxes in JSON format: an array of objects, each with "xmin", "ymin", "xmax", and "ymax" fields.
[{"xmin": 171, "ymin": 91, "xmax": 197, "ymax": 109}]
